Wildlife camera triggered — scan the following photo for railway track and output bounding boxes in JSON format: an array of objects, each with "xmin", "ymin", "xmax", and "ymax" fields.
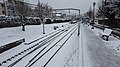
[
  {"xmin": 0, "ymin": 28, "xmax": 64, "ymax": 66},
  {"xmin": 26, "ymin": 27, "xmax": 77, "ymax": 67},
  {"xmin": 43, "ymin": 27, "xmax": 77, "ymax": 67},
  {"xmin": 0, "ymin": 24, "xmax": 77, "ymax": 67}
]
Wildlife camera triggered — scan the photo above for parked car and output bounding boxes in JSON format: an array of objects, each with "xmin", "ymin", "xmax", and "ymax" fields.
[
  {"xmin": 70, "ymin": 20, "xmax": 77, "ymax": 24},
  {"xmin": 0, "ymin": 15, "xmax": 7, "ymax": 21}
]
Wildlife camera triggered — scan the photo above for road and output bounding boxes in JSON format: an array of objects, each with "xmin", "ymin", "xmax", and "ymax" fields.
[{"xmin": 80, "ymin": 24, "xmax": 120, "ymax": 67}]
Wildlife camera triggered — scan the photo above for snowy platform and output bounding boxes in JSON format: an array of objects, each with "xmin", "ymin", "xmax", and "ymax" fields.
[{"xmin": 80, "ymin": 24, "xmax": 120, "ymax": 67}]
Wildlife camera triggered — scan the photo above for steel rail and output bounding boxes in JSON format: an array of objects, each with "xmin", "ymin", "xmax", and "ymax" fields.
[
  {"xmin": 27, "ymin": 26, "xmax": 77, "ymax": 67},
  {"xmin": 7, "ymin": 25, "xmax": 76, "ymax": 67}
]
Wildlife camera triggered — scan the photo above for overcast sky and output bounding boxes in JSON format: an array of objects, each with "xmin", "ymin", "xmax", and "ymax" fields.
[
  {"xmin": 0, "ymin": 0, "xmax": 99, "ymax": 14},
  {"xmin": 28, "ymin": 0, "xmax": 99, "ymax": 14},
  {"xmin": 30, "ymin": 0, "xmax": 99, "ymax": 14}
]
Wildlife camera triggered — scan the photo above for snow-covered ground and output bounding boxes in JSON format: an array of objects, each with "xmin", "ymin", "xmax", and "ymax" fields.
[
  {"xmin": 81, "ymin": 24, "xmax": 120, "ymax": 67},
  {"xmin": 0, "ymin": 23, "xmax": 69, "ymax": 46},
  {"xmin": 0, "ymin": 22, "xmax": 80, "ymax": 67},
  {"xmin": 86, "ymin": 24, "xmax": 120, "ymax": 54},
  {"xmin": 1, "ymin": 21, "xmax": 120, "ymax": 67}
]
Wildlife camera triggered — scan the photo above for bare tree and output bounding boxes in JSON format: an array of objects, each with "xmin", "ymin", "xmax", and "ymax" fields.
[{"xmin": 15, "ymin": 0, "xmax": 32, "ymax": 31}]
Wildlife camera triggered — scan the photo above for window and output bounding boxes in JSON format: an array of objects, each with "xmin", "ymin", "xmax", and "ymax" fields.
[
  {"xmin": 2, "ymin": 11, "xmax": 5, "ymax": 14},
  {"xmin": 1, "ymin": 4, "xmax": 4, "ymax": 7}
]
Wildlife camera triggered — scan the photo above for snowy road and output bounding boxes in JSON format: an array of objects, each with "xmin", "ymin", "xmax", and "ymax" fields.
[{"xmin": 80, "ymin": 24, "xmax": 120, "ymax": 67}]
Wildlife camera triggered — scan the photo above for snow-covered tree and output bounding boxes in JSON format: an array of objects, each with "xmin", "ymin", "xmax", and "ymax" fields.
[
  {"xmin": 96, "ymin": 0, "xmax": 120, "ymax": 27},
  {"xmin": 97, "ymin": 0, "xmax": 120, "ymax": 19}
]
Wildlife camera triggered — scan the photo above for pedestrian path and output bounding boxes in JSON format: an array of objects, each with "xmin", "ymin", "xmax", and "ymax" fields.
[{"xmin": 80, "ymin": 24, "xmax": 120, "ymax": 67}]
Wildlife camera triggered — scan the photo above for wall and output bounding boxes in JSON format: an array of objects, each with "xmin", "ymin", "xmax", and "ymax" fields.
[{"xmin": 0, "ymin": 3, "xmax": 5, "ymax": 15}]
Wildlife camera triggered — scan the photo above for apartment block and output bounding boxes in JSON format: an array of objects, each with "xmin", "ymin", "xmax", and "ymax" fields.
[{"xmin": 0, "ymin": 2, "xmax": 5, "ymax": 15}]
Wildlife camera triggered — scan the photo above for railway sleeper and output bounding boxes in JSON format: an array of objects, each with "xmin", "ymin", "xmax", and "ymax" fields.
[
  {"xmin": 11, "ymin": 56, "xmax": 15, "ymax": 59},
  {"xmin": 28, "ymin": 47, "xmax": 32, "ymax": 50},
  {"xmin": 24, "ymin": 50, "xmax": 27, "ymax": 52},
  {"xmin": 2, "ymin": 61, "xmax": 7, "ymax": 64},
  {"xmin": 18, "ymin": 53, "xmax": 22, "ymax": 55},
  {"xmin": 15, "ymin": 54, "xmax": 18, "ymax": 57},
  {"xmin": 7, "ymin": 58, "xmax": 12, "ymax": 61},
  {"xmin": 27, "ymin": 48, "xmax": 30, "ymax": 51},
  {"xmin": 21, "ymin": 51, "xmax": 24, "ymax": 53}
]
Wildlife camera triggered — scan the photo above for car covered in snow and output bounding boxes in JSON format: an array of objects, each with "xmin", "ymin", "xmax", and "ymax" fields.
[{"xmin": 70, "ymin": 20, "xmax": 77, "ymax": 24}]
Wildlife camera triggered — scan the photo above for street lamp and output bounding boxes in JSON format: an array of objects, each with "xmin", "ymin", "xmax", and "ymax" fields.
[
  {"xmin": 43, "ymin": 17, "xmax": 45, "ymax": 34},
  {"xmin": 91, "ymin": 2, "xmax": 96, "ymax": 29},
  {"xmin": 78, "ymin": 10, "xmax": 80, "ymax": 36},
  {"xmin": 38, "ymin": 0, "xmax": 45, "ymax": 34}
]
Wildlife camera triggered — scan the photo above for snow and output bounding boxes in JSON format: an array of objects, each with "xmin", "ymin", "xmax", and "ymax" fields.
[
  {"xmin": 44, "ymin": 28, "xmax": 79, "ymax": 67},
  {"xmin": 0, "ymin": 22, "xmax": 80, "ymax": 67},
  {"xmin": 79, "ymin": 25, "xmax": 93, "ymax": 67},
  {"xmin": 86, "ymin": 24, "xmax": 120, "ymax": 53},
  {"xmin": 0, "ymin": 23, "xmax": 68, "ymax": 46},
  {"xmin": 13, "ymin": 24, "xmax": 79, "ymax": 67},
  {"xmin": 0, "ymin": 21, "xmax": 120, "ymax": 67},
  {"xmin": 99, "ymin": 28, "xmax": 112, "ymax": 36},
  {"xmin": 81, "ymin": 24, "xmax": 120, "ymax": 67}
]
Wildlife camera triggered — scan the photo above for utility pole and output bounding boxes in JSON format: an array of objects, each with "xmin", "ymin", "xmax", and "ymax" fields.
[
  {"xmin": 103, "ymin": 0, "xmax": 107, "ymax": 31},
  {"xmin": 91, "ymin": 2, "xmax": 96, "ymax": 29},
  {"xmin": 41, "ymin": 3, "xmax": 45, "ymax": 34},
  {"xmin": 69, "ymin": 9, "xmax": 71, "ymax": 20},
  {"xmin": 78, "ymin": 10, "xmax": 80, "ymax": 36},
  {"xmin": 42, "ymin": 17, "xmax": 45, "ymax": 34}
]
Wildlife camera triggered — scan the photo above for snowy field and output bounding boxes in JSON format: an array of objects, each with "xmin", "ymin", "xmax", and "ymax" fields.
[{"xmin": 0, "ymin": 23, "xmax": 69, "ymax": 46}]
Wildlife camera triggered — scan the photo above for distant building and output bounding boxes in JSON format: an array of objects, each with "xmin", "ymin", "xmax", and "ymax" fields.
[{"xmin": 0, "ymin": 2, "xmax": 5, "ymax": 15}]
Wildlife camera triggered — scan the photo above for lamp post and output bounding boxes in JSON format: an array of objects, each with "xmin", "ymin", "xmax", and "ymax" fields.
[
  {"xmin": 78, "ymin": 10, "xmax": 80, "ymax": 36},
  {"xmin": 43, "ymin": 17, "xmax": 45, "ymax": 34},
  {"xmin": 103, "ymin": 0, "xmax": 107, "ymax": 31},
  {"xmin": 91, "ymin": 2, "xmax": 96, "ymax": 29}
]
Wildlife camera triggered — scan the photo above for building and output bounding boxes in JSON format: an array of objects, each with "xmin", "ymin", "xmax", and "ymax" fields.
[
  {"xmin": 7, "ymin": 0, "xmax": 26, "ymax": 16},
  {"xmin": 0, "ymin": 2, "xmax": 5, "ymax": 15}
]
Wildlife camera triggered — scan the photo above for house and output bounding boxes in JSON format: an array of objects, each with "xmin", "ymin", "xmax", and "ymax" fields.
[{"xmin": 0, "ymin": 2, "xmax": 5, "ymax": 15}]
